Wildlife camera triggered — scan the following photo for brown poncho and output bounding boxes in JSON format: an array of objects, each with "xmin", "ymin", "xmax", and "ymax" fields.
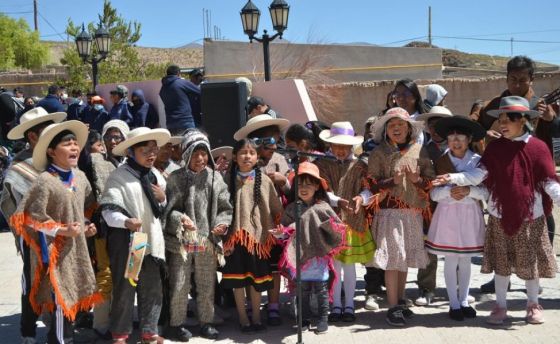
[
  {"xmin": 224, "ymin": 172, "xmax": 283, "ymax": 259},
  {"xmin": 338, "ymin": 157, "xmax": 370, "ymax": 232},
  {"xmin": 10, "ymin": 171, "xmax": 102, "ymax": 321},
  {"xmin": 367, "ymin": 141, "xmax": 435, "ymax": 217}
]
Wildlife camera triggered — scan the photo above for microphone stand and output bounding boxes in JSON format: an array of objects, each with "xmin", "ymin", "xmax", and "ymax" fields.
[{"xmin": 276, "ymin": 148, "xmax": 335, "ymax": 344}]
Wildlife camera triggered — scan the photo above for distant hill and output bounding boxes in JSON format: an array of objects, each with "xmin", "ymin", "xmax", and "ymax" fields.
[{"xmin": 405, "ymin": 41, "xmax": 558, "ymax": 71}]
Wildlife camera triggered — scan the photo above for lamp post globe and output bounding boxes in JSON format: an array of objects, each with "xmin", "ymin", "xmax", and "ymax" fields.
[
  {"xmin": 75, "ymin": 24, "xmax": 92, "ymax": 60},
  {"xmin": 94, "ymin": 23, "xmax": 111, "ymax": 56},
  {"xmin": 269, "ymin": 0, "xmax": 289, "ymax": 37},
  {"xmin": 240, "ymin": 0, "xmax": 260, "ymax": 39}
]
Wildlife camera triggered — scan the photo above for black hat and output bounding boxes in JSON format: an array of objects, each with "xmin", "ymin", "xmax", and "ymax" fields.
[
  {"xmin": 435, "ymin": 115, "xmax": 486, "ymax": 142},
  {"xmin": 189, "ymin": 68, "xmax": 203, "ymax": 77}
]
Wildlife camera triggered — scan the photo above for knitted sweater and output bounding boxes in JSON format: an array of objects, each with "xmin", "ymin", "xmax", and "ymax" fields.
[
  {"xmin": 163, "ymin": 166, "xmax": 233, "ymax": 256},
  {"xmin": 10, "ymin": 171, "xmax": 101, "ymax": 321}
]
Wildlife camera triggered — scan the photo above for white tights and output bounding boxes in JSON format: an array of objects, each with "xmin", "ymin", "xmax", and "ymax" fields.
[
  {"xmin": 332, "ymin": 261, "xmax": 356, "ymax": 310},
  {"xmin": 443, "ymin": 255, "xmax": 471, "ymax": 309},
  {"xmin": 495, "ymin": 274, "xmax": 539, "ymax": 308}
]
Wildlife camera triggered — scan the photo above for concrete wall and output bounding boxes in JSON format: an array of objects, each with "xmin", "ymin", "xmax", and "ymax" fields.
[
  {"xmin": 308, "ymin": 73, "xmax": 560, "ymax": 132},
  {"xmin": 204, "ymin": 40, "xmax": 443, "ymax": 83}
]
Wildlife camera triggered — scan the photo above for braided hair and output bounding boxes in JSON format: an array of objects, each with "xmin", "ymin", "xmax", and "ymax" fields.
[{"xmin": 228, "ymin": 139, "xmax": 260, "ymax": 226}]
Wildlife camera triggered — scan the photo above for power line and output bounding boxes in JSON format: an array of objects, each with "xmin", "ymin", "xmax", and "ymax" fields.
[
  {"xmin": 380, "ymin": 36, "xmax": 427, "ymax": 46},
  {"xmin": 440, "ymin": 29, "xmax": 560, "ymax": 39},
  {"xmin": 433, "ymin": 35, "xmax": 560, "ymax": 44},
  {"xmin": 37, "ymin": 10, "xmax": 65, "ymax": 41},
  {"xmin": 1, "ymin": 11, "xmax": 33, "ymax": 15}
]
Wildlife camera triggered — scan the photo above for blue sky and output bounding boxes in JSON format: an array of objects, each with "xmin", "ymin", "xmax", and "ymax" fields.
[{"xmin": 3, "ymin": 0, "xmax": 560, "ymax": 65}]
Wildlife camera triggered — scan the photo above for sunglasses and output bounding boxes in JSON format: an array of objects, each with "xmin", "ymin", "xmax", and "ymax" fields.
[
  {"xmin": 500, "ymin": 112, "xmax": 524, "ymax": 122},
  {"xmin": 250, "ymin": 137, "xmax": 276, "ymax": 147},
  {"xmin": 138, "ymin": 146, "xmax": 160, "ymax": 157},
  {"xmin": 104, "ymin": 134, "xmax": 124, "ymax": 142}
]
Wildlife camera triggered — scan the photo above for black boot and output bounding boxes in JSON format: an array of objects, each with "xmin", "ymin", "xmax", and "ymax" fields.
[
  {"xmin": 165, "ymin": 326, "xmax": 192, "ymax": 342},
  {"xmin": 200, "ymin": 324, "xmax": 219, "ymax": 340}
]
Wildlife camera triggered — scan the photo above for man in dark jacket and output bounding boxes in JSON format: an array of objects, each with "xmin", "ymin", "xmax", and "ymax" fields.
[
  {"xmin": 159, "ymin": 65, "xmax": 199, "ymax": 134},
  {"xmin": 66, "ymin": 89, "xmax": 87, "ymax": 121},
  {"xmin": 36, "ymin": 85, "xmax": 65, "ymax": 113},
  {"xmin": 109, "ymin": 85, "xmax": 133, "ymax": 126},
  {"xmin": 131, "ymin": 89, "xmax": 159, "ymax": 129},
  {"xmin": 82, "ymin": 96, "xmax": 110, "ymax": 133}
]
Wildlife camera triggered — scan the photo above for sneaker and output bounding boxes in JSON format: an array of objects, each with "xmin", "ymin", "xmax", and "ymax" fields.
[
  {"xmin": 486, "ymin": 304, "xmax": 508, "ymax": 325},
  {"xmin": 200, "ymin": 324, "xmax": 219, "ymax": 340},
  {"xmin": 467, "ymin": 295, "xmax": 475, "ymax": 303},
  {"xmin": 165, "ymin": 326, "xmax": 192, "ymax": 342},
  {"xmin": 315, "ymin": 319, "xmax": 328, "ymax": 334},
  {"xmin": 526, "ymin": 302, "xmax": 544, "ymax": 324},
  {"xmin": 397, "ymin": 300, "xmax": 414, "ymax": 318},
  {"xmin": 414, "ymin": 289, "xmax": 434, "ymax": 306},
  {"xmin": 365, "ymin": 294, "xmax": 380, "ymax": 311},
  {"xmin": 386, "ymin": 306, "xmax": 406, "ymax": 327},
  {"xmin": 449, "ymin": 308, "xmax": 464, "ymax": 321},
  {"xmin": 461, "ymin": 306, "xmax": 477, "ymax": 318}
]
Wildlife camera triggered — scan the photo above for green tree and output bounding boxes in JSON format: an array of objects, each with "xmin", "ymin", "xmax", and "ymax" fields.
[
  {"xmin": 0, "ymin": 14, "xmax": 49, "ymax": 70},
  {"xmin": 60, "ymin": 0, "xmax": 166, "ymax": 91}
]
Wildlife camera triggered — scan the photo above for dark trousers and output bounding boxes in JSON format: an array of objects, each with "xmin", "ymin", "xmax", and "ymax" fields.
[
  {"xmin": 417, "ymin": 253, "xmax": 438, "ymax": 292},
  {"xmin": 301, "ymin": 281, "xmax": 329, "ymax": 321},
  {"xmin": 108, "ymin": 228, "xmax": 163, "ymax": 337},
  {"xmin": 364, "ymin": 267, "xmax": 385, "ymax": 294},
  {"xmin": 46, "ymin": 303, "xmax": 74, "ymax": 344},
  {"xmin": 20, "ymin": 239, "xmax": 39, "ymax": 338},
  {"xmin": 547, "ymin": 214, "xmax": 555, "ymax": 245}
]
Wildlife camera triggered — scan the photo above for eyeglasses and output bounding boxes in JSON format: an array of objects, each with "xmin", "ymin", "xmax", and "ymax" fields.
[
  {"xmin": 104, "ymin": 135, "xmax": 124, "ymax": 142},
  {"xmin": 499, "ymin": 112, "xmax": 523, "ymax": 123},
  {"xmin": 138, "ymin": 146, "xmax": 160, "ymax": 156},
  {"xmin": 447, "ymin": 133, "xmax": 468, "ymax": 141},
  {"xmin": 251, "ymin": 137, "xmax": 276, "ymax": 147},
  {"xmin": 393, "ymin": 90, "xmax": 413, "ymax": 98}
]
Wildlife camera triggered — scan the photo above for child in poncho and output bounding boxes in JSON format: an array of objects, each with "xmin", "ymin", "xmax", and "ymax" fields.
[
  {"xmin": 163, "ymin": 130, "xmax": 233, "ymax": 341},
  {"xmin": 273, "ymin": 162, "xmax": 346, "ymax": 334},
  {"xmin": 221, "ymin": 138, "xmax": 283, "ymax": 333},
  {"xmin": 10, "ymin": 120, "xmax": 101, "ymax": 344}
]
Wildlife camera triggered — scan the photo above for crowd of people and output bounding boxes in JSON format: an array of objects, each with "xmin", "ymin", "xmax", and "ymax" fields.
[{"xmin": 1, "ymin": 55, "xmax": 560, "ymax": 344}]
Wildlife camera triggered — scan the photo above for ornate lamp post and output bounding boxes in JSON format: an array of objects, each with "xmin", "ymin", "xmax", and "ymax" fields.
[
  {"xmin": 75, "ymin": 21, "xmax": 111, "ymax": 91},
  {"xmin": 240, "ymin": 0, "xmax": 290, "ymax": 81}
]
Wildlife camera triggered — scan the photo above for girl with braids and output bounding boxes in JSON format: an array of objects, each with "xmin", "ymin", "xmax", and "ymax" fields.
[{"xmin": 221, "ymin": 138, "xmax": 283, "ymax": 333}]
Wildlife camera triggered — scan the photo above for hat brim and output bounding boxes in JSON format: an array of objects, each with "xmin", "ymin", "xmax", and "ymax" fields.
[
  {"xmin": 486, "ymin": 108, "xmax": 540, "ymax": 119},
  {"xmin": 32, "ymin": 120, "xmax": 88, "ymax": 171},
  {"xmin": 435, "ymin": 116, "xmax": 486, "ymax": 141},
  {"xmin": 169, "ymin": 136, "xmax": 184, "ymax": 146},
  {"xmin": 112, "ymin": 129, "xmax": 171, "ymax": 156},
  {"xmin": 211, "ymin": 146, "xmax": 233, "ymax": 161},
  {"xmin": 415, "ymin": 112, "xmax": 453, "ymax": 122},
  {"xmin": 372, "ymin": 114, "xmax": 424, "ymax": 143},
  {"xmin": 8, "ymin": 112, "xmax": 66, "ymax": 140},
  {"xmin": 318, "ymin": 129, "xmax": 364, "ymax": 146},
  {"xmin": 233, "ymin": 118, "xmax": 290, "ymax": 141}
]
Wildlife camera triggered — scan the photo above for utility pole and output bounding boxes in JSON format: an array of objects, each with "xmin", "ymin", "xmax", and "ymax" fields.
[
  {"xmin": 33, "ymin": 0, "xmax": 38, "ymax": 31},
  {"xmin": 510, "ymin": 37, "xmax": 514, "ymax": 56},
  {"xmin": 428, "ymin": 6, "xmax": 432, "ymax": 48}
]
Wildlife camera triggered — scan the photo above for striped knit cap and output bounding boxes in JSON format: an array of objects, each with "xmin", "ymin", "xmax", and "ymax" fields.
[{"xmin": 180, "ymin": 129, "xmax": 215, "ymax": 169}]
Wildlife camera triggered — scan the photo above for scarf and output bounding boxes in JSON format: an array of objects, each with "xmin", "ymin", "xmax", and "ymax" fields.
[
  {"xmin": 481, "ymin": 136, "xmax": 557, "ymax": 235},
  {"xmin": 126, "ymin": 158, "xmax": 162, "ymax": 218}
]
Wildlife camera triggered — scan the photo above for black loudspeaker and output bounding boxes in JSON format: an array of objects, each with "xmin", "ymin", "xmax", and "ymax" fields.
[{"xmin": 201, "ymin": 81, "xmax": 247, "ymax": 148}]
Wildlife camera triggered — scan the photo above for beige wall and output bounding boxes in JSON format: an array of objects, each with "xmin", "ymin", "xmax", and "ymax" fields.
[{"xmin": 308, "ymin": 74, "xmax": 560, "ymax": 132}]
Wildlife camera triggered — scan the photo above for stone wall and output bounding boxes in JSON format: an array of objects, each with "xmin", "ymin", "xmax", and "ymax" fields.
[{"xmin": 308, "ymin": 73, "xmax": 560, "ymax": 131}]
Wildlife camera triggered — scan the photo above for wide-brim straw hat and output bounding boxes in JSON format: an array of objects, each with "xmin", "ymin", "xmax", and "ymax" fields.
[
  {"xmin": 8, "ymin": 107, "xmax": 66, "ymax": 140},
  {"xmin": 211, "ymin": 146, "xmax": 233, "ymax": 161},
  {"xmin": 233, "ymin": 114, "xmax": 290, "ymax": 141},
  {"xmin": 297, "ymin": 161, "xmax": 328, "ymax": 191},
  {"xmin": 487, "ymin": 95, "xmax": 540, "ymax": 119},
  {"xmin": 32, "ymin": 120, "xmax": 88, "ymax": 171},
  {"xmin": 435, "ymin": 115, "xmax": 486, "ymax": 142},
  {"xmin": 319, "ymin": 121, "xmax": 364, "ymax": 146},
  {"xmin": 169, "ymin": 136, "xmax": 184, "ymax": 146},
  {"xmin": 112, "ymin": 127, "xmax": 171, "ymax": 157},
  {"xmin": 415, "ymin": 106, "xmax": 454, "ymax": 122},
  {"xmin": 371, "ymin": 107, "xmax": 424, "ymax": 143}
]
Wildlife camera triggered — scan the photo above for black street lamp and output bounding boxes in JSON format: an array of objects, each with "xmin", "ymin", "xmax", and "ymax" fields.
[
  {"xmin": 75, "ymin": 21, "xmax": 111, "ymax": 91},
  {"xmin": 240, "ymin": 0, "xmax": 290, "ymax": 81}
]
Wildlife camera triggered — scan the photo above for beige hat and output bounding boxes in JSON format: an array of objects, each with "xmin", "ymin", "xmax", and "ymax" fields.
[
  {"xmin": 32, "ymin": 120, "xmax": 88, "ymax": 171},
  {"xmin": 319, "ymin": 121, "xmax": 364, "ymax": 146},
  {"xmin": 169, "ymin": 136, "xmax": 184, "ymax": 146},
  {"xmin": 371, "ymin": 107, "xmax": 424, "ymax": 143},
  {"xmin": 112, "ymin": 127, "xmax": 171, "ymax": 157},
  {"xmin": 414, "ymin": 106, "xmax": 454, "ymax": 122},
  {"xmin": 233, "ymin": 114, "xmax": 290, "ymax": 141},
  {"xmin": 102, "ymin": 119, "xmax": 130, "ymax": 138},
  {"xmin": 8, "ymin": 107, "xmax": 66, "ymax": 140},
  {"xmin": 211, "ymin": 146, "xmax": 233, "ymax": 161}
]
